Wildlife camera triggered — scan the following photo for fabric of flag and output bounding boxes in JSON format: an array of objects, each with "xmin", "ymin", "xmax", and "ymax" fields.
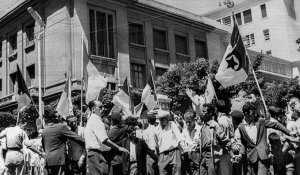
[
  {"xmin": 204, "ymin": 77, "xmax": 216, "ymax": 104},
  {"xmin": 112, "ymin": 78, "xmax": 134, "ymax": 117},
  {"xmin": 215, "ymin": 14, "xmax": 250, "ymax": 87},
  {"xmin": 134, "ymin": 102, "xmax": 145, "ymax": 118},
  {"xmin": 86, "ymin": 60, "xmax": 107, "ymax": 104},
  {"xmin": 15, "ymin": 65, "xmax": 32, "ymax": 112},
  {"xmin": 141, "ymin": 71, "xmax": 157, "ymax": 110},
  {"xmin": 56, "ymin": 69, "xmax": 73, "ymax": 119}
]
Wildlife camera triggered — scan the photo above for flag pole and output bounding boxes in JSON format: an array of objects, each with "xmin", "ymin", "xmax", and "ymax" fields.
[
  {"xmin": 231, "ymin": 11, "xmax": 268, "ymax": 117},
  {"xmin": 251, "ymin": 68, "xmax": 268, "ymax": 117},
  {"xmin": 80, "ymin": 33, "xmax": 84, "ymax": 127},
  {"xmin": 16, "ymin": 112, "xmax": 20, "ymax": 126}
]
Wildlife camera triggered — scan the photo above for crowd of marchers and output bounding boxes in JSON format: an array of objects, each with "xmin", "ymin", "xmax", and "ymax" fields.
[{"xmin": 1, "ymin": 91, "xmax": 300, "ymax": 175}]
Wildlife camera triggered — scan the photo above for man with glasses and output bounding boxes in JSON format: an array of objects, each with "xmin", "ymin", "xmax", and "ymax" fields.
[{"xmin": 85, "ymin": 100, "xmax": 129, "ymax": 175}]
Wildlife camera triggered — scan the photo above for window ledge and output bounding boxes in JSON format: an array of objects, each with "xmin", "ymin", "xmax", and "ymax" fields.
[
  {"xmin": 8, "ymin": 52, "xmax": 17, "ymax": 62},
  {"xmin": 25, "ymin": 41, "xmax": 35, "ymax": 52},
  {"xmin": 176, "ymin": 53, "xmax": 190, "ymax": 58},
  {"xmin": 130, "ymin": 43, "xmax": 146, "ymax": 48},
  {"xmin": 154, "ymin": 48, "xmax": 169, "ymax": 53},
  {"xmin": 90, "ymin": 55, "xmax": 116, "ymax": 63}
]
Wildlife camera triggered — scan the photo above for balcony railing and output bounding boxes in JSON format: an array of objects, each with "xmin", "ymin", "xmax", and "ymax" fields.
[{"xmin": 90, "ymin": 55, "xmax": 116, "ymax": 78}]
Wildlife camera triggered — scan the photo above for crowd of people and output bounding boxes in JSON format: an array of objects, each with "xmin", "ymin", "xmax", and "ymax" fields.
[{"xmin": 1, "ymin": 90, "xmax": 300, "ymax": 175}]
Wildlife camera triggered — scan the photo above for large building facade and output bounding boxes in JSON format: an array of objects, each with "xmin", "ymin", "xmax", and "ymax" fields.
[{"xmin": 0, "ymin": 0, "xmax": 229, "ymax": 111}]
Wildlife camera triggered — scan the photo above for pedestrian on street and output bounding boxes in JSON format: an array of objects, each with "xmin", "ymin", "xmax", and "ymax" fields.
[{"xmin": 85, "ymin": 100, "xmax": 129, "ymax": 175}]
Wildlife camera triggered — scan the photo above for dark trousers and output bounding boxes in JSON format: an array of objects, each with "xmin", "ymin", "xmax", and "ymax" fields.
[
  {"xmin": 109, "ymin": 163, "xmax": 123, "ymax": 175},
  {"xmin": 218, "ymin": 153, "xmax": 232, "ymax": 175},
  {"xmin": 158, "ymin": 148, "xmax": 182, "ymax": 175},
  {"xmin": 182, "ymin": 152, "xmax": 200, "ymax": 175},
  {"xmin": 199, "ymin": 151, "xmax": 217, "ymax": 175},
  {"xmin": 68, "ymin": 160, "xmax": 86, "ymax": 175},
  {"xmin": 246, "ymin": 159, "xmax": 269, "ymax": 175},
  {"xmin": 46, "ymin": 165, "xmax": 67, "ymax": 175},
  {"xmin": 87, "ymin": 150, "xmax": 109, "ymax": 175},
  {"xmin": 295, "ymin": 157, "xmax": 300, "ymax": 175}
]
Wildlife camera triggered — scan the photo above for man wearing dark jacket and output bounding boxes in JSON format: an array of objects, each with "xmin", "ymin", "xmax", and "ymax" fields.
[
  {"xmin": 107, "ymin": 112, "xmax": 128, "ymax": 175},
  {"xmin": 121, "ymin": 117, "xmax": 158, "ymax": 175},
  {"xmin": 42, "ymin": 109, "xmax": 85, "ymax": 175},
  {"xmin": 235, "ymin": 102, "xmax": 295, "ymax": 175}
]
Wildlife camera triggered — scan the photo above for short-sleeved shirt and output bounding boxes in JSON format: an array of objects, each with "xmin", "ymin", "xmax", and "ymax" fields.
[
  {"xmin": 85, "ymin": 114, "xmax": 110, "ymax": 152},
  {"xmin": 154, "ymin": 121, "xmax": 184, "ymax": 153},
  {"xmin": 0, "ymin": 126, "xmax": 29, "ymax": 149}
]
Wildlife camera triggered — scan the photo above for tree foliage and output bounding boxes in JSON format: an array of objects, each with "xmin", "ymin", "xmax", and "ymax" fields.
[{"xmin": 0, "ymin": 112, "xmax": 16, "ymax": 130}]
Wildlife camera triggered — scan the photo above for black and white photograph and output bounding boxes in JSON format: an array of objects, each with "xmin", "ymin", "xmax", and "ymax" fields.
[{"xmin": 0, "ymin": 0, "xmax": 299, "ymax": 174}]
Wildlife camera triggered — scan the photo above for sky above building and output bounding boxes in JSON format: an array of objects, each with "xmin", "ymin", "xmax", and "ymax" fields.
[{"xmin": 155, "ymin": 0, "xmax": 248, "ymax": 15}]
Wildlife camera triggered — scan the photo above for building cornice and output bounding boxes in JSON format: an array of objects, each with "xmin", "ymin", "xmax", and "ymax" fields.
[{"xmin": 129, "ymin": 0, "xmax": 230, "ymax": 34}]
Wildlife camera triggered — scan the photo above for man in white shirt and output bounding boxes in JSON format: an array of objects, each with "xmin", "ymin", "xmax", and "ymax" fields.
[
  {"xmin": 85, "ymin": 100, "xmax": 128, "ymax": 175},
  {"xmin": 182, "ymin": 109, "xmax": 201, "ymax": 175},
  {"xmin": 143, "ymin": 114, "xmax": 159, "ymax": 175},
  {"xmin": 154, "ymin": 110, "xmax": 184, "ymax": 175}
]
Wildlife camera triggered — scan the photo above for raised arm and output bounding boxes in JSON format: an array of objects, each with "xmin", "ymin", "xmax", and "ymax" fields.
[
  {"xmin": 265, "ymin": 119, "xmax": 291, "ymax": 136},
  {"xmin": 61, "ymin": 125, "xmax": 85, "ymax": 146}
]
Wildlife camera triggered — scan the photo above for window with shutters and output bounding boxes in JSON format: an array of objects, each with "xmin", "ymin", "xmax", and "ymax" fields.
[
  {"xmin": 89, "ymin": 9, "xmax": 115, "ymax": 59},
  {"xmin": 222, "ymin": 16, "xmax": 231, "ymax": 26},
  {"xmin": 243, "ymin": 35, "xmax": 250, "ymax": 47},
  {"xmin": 250, "ymin": 33, "xmax": 255, "ymax": 45},
  {"xmin": 263, "ymin": 29, "xmax": 270, "ymax": 41}
]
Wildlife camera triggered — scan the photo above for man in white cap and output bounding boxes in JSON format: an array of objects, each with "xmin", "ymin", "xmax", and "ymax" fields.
[{"xmin": 154, "ymin": 110, "xmax": 184, "ymax": 175}]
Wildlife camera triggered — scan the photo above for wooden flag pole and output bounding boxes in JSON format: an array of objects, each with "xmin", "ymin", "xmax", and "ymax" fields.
[
  {"xmin": 16, "ymin": 112, "xmax": 20, "ymax": 126},
  {"xmin": 80, "ymin": 33, "xmax": 84, "ymax": 127},
  {"xmin": 231, "ymin": 10, "xmax": 268, "ymax": 118},
  {"xmin": 252, "ymin": 68, "xmax": 268, "ymax": 117}
]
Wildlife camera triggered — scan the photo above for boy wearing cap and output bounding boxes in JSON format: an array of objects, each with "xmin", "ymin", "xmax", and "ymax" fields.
[{"xmin": 154, "ymin": 110, "xmax": 185, "ymax": 175}]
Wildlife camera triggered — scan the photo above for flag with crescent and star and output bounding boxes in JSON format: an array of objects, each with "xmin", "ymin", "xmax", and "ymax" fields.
[{"xmin": 215, "ymin": 13, "xmax": 250, "ymax": 87}]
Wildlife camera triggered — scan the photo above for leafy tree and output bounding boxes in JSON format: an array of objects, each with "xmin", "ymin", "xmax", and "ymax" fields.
[{"xmin": 0, "ymin": 112, "xmax": 16, "ymax": 130}]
